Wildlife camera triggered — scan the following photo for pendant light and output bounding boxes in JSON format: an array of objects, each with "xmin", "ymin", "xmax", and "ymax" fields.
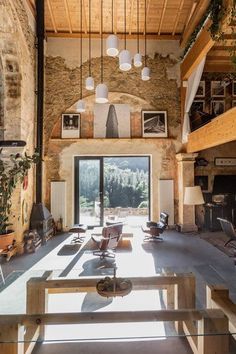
[
  {"xmin": 76, "ymin": 0, "xmax": 85, "ymax": 112},
  {"xmin": 85, "ymin": 0, "xmax": 94, "ymax": 90},
  {"xmin": 141, "ymin": 0, "xmax": 150, "ymax": 81},
  {"xmin": 119, "ymin": 0, "xmax": 132, "ymax": 71},
  {"xmin": 133, "ymin": 0, "xmax": 142, "ymax": 67},
  {"xmin": 106, "ymin": 0, "xmax": 119, "ymax": 56},
  {"xmin": 95, "ymin": 0, "xmax": 108, "ymax": 103}
]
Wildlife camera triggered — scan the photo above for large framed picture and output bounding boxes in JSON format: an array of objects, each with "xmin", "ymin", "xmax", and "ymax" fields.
[
  {"xmin": 211, "ymin": 100, "xmax": 225, "ymax": 116},
  {"xmin": 142, "ymin": 111, "xmax": 168, "ymax": 138},
  {"xmin": 196, "ymin": 81, "xmax": 205, "ymax": 97},
  {"xmin": 61, "ymin": 114, "xmax": 80, "ymax": 138},
  {"xmin": 211, "ymin": 81, "xmax": 226, "ymax": 97},
  {"xmin": 94, "ymin": 104, "xmax": 130, "ymax": 138}
]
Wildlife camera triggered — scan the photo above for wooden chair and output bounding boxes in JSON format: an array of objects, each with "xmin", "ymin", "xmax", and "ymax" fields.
[
  {"xmin": 141, "ymin": 212, "xmax": 169, "ymax": 241},
  {"xmin": 217, "ymin": 218, "xmax": 236, "ymax": 247},
  {"xmin": 92, "ymin": 223, "xmax": 123, "ymax": 259}
]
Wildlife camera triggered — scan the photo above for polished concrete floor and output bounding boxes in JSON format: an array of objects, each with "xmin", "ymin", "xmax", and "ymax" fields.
[{"xmin": 1, "ymin": 227, "xmax": 236, "ymax": 353}]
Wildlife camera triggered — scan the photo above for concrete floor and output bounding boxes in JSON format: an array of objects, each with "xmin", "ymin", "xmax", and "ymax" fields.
[{"xmin": 1, "ymin": 227, "xmax": 236, "ymax": 353}]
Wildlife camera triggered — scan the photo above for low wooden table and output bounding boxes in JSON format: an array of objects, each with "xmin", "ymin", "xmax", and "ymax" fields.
[{"xmin": 69, "ymin": 224, "xmax": 88, "ymax": 244}]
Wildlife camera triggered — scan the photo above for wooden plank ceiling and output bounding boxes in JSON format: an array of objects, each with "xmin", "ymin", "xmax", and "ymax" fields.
[{"xmin": 42, "ymin": 0, "xmax": 195, "ymax": 39}]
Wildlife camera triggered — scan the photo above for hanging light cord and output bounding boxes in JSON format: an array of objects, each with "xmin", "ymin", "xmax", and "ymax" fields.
[
  {"xmin": 89, "ymin": 0, "xmax": 91, "ymax": 76},
  {"xmin": 112, "ymin": 0, "xmax": 114, "ymax": 33},
  {"xmin": 80, "ymin": 0, "xmax": 82, "ymax": 98},
  {"xmin": 144, "ymin": 0, "xmax": 147, "ymax": 66},
  {"xmin": 101, "ymin": 0, "xmax": 103, "ymax": 83},
  {"xmin": 137, "ymin": 0, "xmax": 139, "ymax": 53},
  {"xmin": 124, "ymin": 0, "xmax": 126, "ymax": 49}
]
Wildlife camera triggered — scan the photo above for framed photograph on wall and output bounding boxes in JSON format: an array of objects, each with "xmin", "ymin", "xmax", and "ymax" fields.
[
  {"xmin": 211, "ymin": 100, "xmax": 225, "ymax": 116},
  {"xmin": 211, "ymin": 81, "xmax": 226, "ymax": 97},
  {"xmin": 196, "ymin": 81, "xmax": 205, "ymax": 97},
  {"xmin": 61, "ymin": 114, "xmax": 80, "ymax": 138},
  {"xmin": 94, "ymin": 104, "xmax": 130, "ymax": 138},
  {"xmin": 142, "ymin": 111, "xmax": 168, "ymax": 138},
  {"xmin": 190, "ymin": 100, "xmax": 205, "ymax": 116},
  {"xmin": 232, "ymin": 81, "xmax": 236, "ymax": 96}
]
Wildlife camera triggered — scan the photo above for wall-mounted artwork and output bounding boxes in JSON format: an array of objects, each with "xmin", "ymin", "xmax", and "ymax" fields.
[
  {"xmin": 211, "ymin": 81, "xmax": 226, "ymax": 97},
  {"xmin": 211, "ymin": 100, "xmax": 225, "ymax": 116},
  {"xmin": 196, "ymin": 81, "xmax": 205, "ymax": 97},
  {"xmin": 61, "ymin": 114, "xmax": 80, "ymax": 138},
  {"xmin": 190, "ymin": 100, "xmax": 205, "ymax": 115},
  {"xmin": 94, "ymin": 104, "xmax": 130, "ymax": 138},
  {"xmin": 142, "ymin": 111, "xmax": 168, "ymax": 138}
]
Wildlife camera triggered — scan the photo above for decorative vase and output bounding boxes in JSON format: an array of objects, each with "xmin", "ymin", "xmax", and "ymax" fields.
[{"xmin": 0, "ymin": 231, "xmax": 15, "ymax": 250}]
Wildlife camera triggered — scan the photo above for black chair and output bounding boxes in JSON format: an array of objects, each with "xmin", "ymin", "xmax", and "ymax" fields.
[
  {"xmin": 141, "ymin": 212, "xmax": 169, "ymax": 241},
  {"xmin": 92, "ymin": 223, "xmax": 123, "ymax": 259},
  {"xmin": 217, "ymin": 218, "xmax": 236, "ymax": 247}
]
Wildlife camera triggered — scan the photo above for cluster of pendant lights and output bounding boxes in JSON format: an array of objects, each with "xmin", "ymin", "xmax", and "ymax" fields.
[{"xmin": 77, "ymin": 0, "xmax": 150, "ymax": 112}]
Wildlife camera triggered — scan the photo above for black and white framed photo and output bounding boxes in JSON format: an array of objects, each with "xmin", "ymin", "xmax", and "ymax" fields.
[
  {"xmin": 190, "ymin": 100, "xmax": 205, "ymax": 116},
  {"xmin": 232, "ymin": 81, "xmax": 236, "ymax": 96},
  {"xmin": 211, "ymin": 100, "xmax": 225, "ymax": 116},
  {"xmin": 211, "ymin": 81, "xmax": 226, "ymax": 97},
  {"xmin": 142, "ymin": 111, "xmax": 168, "ymax": 138},
  {"xmin": 61, "ymin": 114, "xmax": 80, "ymax": 138},
  {"xmin": 196, "ymin": 81, "xmax": 205, "ymax": 97}
]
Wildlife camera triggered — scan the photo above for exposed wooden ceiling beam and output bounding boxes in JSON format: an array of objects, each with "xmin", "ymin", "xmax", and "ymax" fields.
[
  {"xmin": 181, "ymin": 20, "xmax": 215, "ymax": 80},
  {"xmin": 129, "ymin": 0, "xmax": 135, "ymax": 35},
  {"xmin": 180, "ymin": 0, "xmax": 210, "ymax": 48},
  {"xmin": 204, "ymin": 61, "xmax": 235, "ymax": 72},
  {"xmin": 45, "ymin": 31, "xmax": 181, "ymax": 40},
  {"xmin": 63, "ymin": 0, "xmax": 72, "ymax": 33},
  {"xmin": 46, "ymin": 0, "xmax": 57, "ymax": 33},
  {"xmin": 172, "ymin": 0, "xmax": 184, "ymax": 36},
  {"xmin": 187, "ymin": 108, "xmax": 236, "ymax": 153},
  {"xmin": 158, "ymin": 0, "xmax": 167, "ymax": 35}
]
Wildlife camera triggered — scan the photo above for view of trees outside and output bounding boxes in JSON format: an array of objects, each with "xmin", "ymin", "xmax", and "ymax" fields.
[{"xmin": 79, "ymin": 157, "xmax": 149, "ymax": 225}]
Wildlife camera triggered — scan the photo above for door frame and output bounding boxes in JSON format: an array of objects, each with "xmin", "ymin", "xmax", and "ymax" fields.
[{"xmin": 74, "ymin": 155, "xmax": 150, "ymax": 226}]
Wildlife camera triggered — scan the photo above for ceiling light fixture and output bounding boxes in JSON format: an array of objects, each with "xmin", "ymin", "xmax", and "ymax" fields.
[
  {"xmin": 106, "ymin": 0, "xmax": 119, "ymax": 56},
  {"xmin": 85, "ymin": 0, "xmax": 94, "ymax": 90},
  {"xmin": 76, "ymin": 0, "xmax": 85, "ymax": 112},
  {"xmin": 141, "ymin": 0, "xmax": 150, "ymax": 81},
  {"xmin": 95, "ymin": 0, "xmax": 108, "ymax": 103},
  {"xmin": 133, "ymin": 0, "xmax": 142, "ymax": 67},
  {"xmin": 119, "ymin": 0, "xmax": 132, "ymax": 71}
]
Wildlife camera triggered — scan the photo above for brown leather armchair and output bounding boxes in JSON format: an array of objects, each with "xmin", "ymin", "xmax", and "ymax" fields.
[{"xmin": 141, "ymin": 212, "xmax": 169, "ymax": 241}]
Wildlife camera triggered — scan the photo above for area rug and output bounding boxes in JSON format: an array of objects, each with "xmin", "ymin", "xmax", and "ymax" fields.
[
  {"xmin": 57, "ymin": 243, "xmax": 82, "ymax": 256},
  {"xmin": 200, "ymin": 232, "xmax": 236, "ymax": 258}
]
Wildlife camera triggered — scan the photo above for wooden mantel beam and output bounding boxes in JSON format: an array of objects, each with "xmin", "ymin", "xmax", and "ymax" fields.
[
  {"xmin": 187, "ymin": 108, "xmax": 236, "ymax": 153},
  {"xmin": 181, "ymin": 19, "xmax": 215, "ymax": 80}
]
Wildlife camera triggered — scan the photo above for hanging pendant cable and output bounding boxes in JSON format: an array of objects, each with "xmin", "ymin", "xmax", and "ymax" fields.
[
  {"xmin": 137, "ymin": 0, "xmax": 139, "ymax": 53},
  {"xmin": 124, "ymin": 0, "xmax": 126, "ymax": 49},
  {"xmin": 80, "ymin": 0, "xmax": 82, "ymax": 98},
  {"xmin": 144, "ymin": 0, "xmax": 146, "ymax": 66},
  {"xmin": 112, "ymin": 0, "xmax": 114, "ymax": 33},
  {"xmin": 101, "ymin": 0, "xmax": 103, "ymax": 83},
  {"xmin": 89, "ymin": 0, "xmax": 91, "ymax": 76}
]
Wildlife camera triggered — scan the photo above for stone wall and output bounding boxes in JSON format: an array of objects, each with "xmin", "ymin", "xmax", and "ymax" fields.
[
  {"xmin": 44, "ymin": 41, "xmax": 183, "ymax": 227},
  {"xmin": 0, "ymin": 0, "xmax": 36, "ymax": 243}
]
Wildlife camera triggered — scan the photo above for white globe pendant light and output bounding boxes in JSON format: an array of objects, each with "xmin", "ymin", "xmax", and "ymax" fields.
[
  {"xmin": 119, "ymin": 0, "xmax": 132, "ymax": 72},
  {"xmin": 133, "ymin": 0, "xmax": 142, "ymax": 68},
  {"xmin": 85, "ymin": 0, "xmax": 94, "ymax": 90},
  {"xmin": 76, "ymin": 99, "xmax": 85, "ymax": 112},
  {"xmin": 95, "ymin": 83, "xmax": 108, "ymax": 103},
  {"xmin": 141, "ymin": 66, "xmax": 150, "ymax": 81},
  {"xmin": 119, "ymin": 49, "xmax": 132, "ymax": 71},
  {"xmin": 106, "ymin": 34, "xmax": 119, "ymax": 56},
  {"xmin": 141, "ymin": 0, "xmax": 150, "ymax": 81},
  {"xmin": 95, "ymin": 0, "xmax": 109, "ymax": 103}
]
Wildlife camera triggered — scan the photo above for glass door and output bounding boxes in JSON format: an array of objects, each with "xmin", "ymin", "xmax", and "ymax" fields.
[{"xmin": 74, "ymin": 157, "xmax": 103, "ymax": 227}]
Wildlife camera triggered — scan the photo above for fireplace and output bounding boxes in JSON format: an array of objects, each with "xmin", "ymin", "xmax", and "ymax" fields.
[{"xmin": 30, "ymin": 203, "xmax": 54, "ymax": 244}]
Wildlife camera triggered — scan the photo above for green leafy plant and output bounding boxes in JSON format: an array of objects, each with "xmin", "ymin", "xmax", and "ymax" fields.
[{"xmin": 0, "ymin": 150, "xmax": 39, "ymax": 235}]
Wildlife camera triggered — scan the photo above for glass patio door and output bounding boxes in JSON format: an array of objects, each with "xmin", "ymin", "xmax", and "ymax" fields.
[{"xmin": 74, "ymin": 157, "xmax": 103, "ymax": 227}]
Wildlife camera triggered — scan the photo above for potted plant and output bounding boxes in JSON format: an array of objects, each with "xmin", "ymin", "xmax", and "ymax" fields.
[{"xmin": 0, "ymin": 149, "xmax": 39, "ymax": 249}]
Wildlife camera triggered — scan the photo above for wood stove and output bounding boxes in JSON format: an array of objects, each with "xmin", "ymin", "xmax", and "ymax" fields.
[{"xmin": 30, "ymin": 203, "xmax": 54, "ymax": 244}]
